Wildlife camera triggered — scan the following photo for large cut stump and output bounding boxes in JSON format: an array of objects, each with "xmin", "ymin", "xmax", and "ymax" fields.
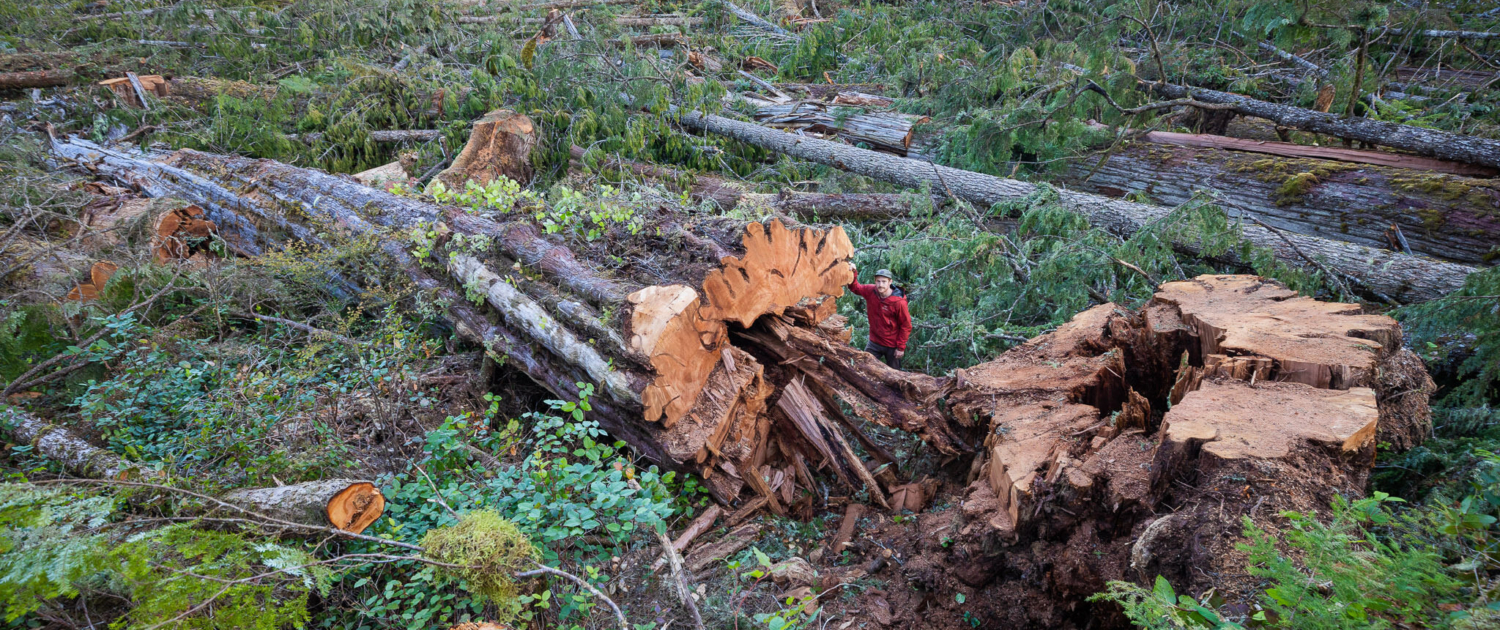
[
  {"xmin": 1152, "ymin": 275, "xmax": 1434, "ymax": 449},
  {"xmin": 430, "ymin": 109, "xmax": 536, "ymax": 190},
  {"xmin": 928, "ymin": 274, "xmax": 1435, "ymax": 627}
]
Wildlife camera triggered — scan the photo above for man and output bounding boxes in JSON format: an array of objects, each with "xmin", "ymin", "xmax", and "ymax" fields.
[{"xmin": 846, "ymin": 264, "xmax": 912, "ymax": 369}]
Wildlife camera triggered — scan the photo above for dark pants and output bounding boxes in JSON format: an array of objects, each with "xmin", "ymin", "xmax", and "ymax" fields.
[{"xmin": 866, "ymin": 341, "xmax": 902, "ymax": 370}]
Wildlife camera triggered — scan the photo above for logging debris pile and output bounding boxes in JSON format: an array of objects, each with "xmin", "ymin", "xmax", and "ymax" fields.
[{"xmin": 4, "ymin": 0, "xmax": 1500, "ymax": 628}]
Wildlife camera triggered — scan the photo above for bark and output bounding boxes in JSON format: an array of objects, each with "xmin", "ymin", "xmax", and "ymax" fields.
[
  {"xmin": 0, "ymin": 69, "xmax": 73, "ymax": 89},
  {"xmin": 0, "ymin": 406, "xmax": 160, "ymax": 480},
  {"xmin": 1149, "ymin": 81, "xmax": 1500, "ymax": 171},
  {"xmin": 671, "ymin": 106, "xmax": 1478, "ymax": 302},
  {"xmin": 1257, "ymin": 42, "xmax": 1327, "ymax": 79},
  {"xmin": 614, "ymin": 15, "xmax": 704, "ymax": 26},
  {"xmin": 1061, "ymin": 143, "xmax": 1500, "ymax": 266},
  {"xmin": 222, "ymin": 479, "xmax": 386, "ymax": 534}
]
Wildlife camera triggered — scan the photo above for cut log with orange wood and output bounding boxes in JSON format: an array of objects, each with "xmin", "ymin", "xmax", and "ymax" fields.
[
  {"xmin": 48, "ymin": 135, "xmax": 962, "ymax": 511},
  {"xmin": 221, "ymin": 479, "xmax": 386, "ymax": 534},
  {"xmin": 63, "ymin": 261, "xmax": 118, "ymax": 302}
]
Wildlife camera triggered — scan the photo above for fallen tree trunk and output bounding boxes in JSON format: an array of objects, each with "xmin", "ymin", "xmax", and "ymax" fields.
[
  {"xmin": 1120, "ymin": 127, "xmax": 1498, "ymax": 178},
  {"xmin": 750, "ymin": 101, "xmax": 928, "ymax": 155},
  {"xmin": 0, "ymin": 406, "xmax": 160, "ymax": 480},
  {"xmin": 49, "ymin": 137, "xmax": 965, "ymax": 508},
  {"xmin": 0, "ymin": 69, "xmax": 72, "ymax": 89},
  {"xmin": 670, "ymin": 106, "xmax": 1478, "ymax": 302},
  {"xmin": 222, "ymin": 479, "xmax": 386, "ymax": 534},
  {"xmin": 1149, "ymin": 81, "xmax": 1500, "ymax": 171},
  {"xmin": 570, "ymin": 145, "xmax": 944, "ymax": 218},
  {"xmin": 1062, "ymin": 143, "xmax": 1500, "ymax": 265}
]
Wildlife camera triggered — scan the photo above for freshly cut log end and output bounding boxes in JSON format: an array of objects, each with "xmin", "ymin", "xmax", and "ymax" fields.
[
  {"xmin": 629, "ymin": 284, "xmax": 727, "ymax": 425},
  {"xmin": 151, "ymin": 204, "xmax": 218, "ymax": 264},
  {"xmin": 431, "ymin": 109, "xmax": 536, "ymax": 191},
  {"xmin": 698, "ymin": 219, "xmax": 855, "ymax": 327},
  {"xmin": 222, "ymin": 479, "xmax": 386, "ymax": 534},
  {"xmin": 64, "ymin": 261, "xmax": 119, "ymax": 302},
  {"xmin": 1159, "ymin": 380, "xmax": 1378, "ymax": 463},
  {"xmin": 326, "ymin": 482, "xmax": 386, "ymax": 534}
]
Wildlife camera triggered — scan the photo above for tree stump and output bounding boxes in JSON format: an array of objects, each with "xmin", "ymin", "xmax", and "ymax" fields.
[{"xmin": 430, "ymin": 109, "xmax": 536, "ymax": 191}]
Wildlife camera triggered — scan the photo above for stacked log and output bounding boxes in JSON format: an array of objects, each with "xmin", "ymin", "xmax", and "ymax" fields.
[
  {"xmin": 1063, "ymin": 143, "xmax": 1500, "ymax": 266},
  {"xmin": 47, "ymin": 136, "xmax": 964, "ymax": 508}
]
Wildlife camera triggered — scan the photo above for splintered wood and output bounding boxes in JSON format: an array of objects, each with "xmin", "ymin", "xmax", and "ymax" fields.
[{"xmin": 955, "ymin": 274, "xmax": 1430, "ymax": 544}]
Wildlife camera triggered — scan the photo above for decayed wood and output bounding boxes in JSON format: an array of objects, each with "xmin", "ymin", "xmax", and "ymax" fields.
[
  {"xmin": 222, "ymin": 479, "xmax": 386, "ymax": 534},
  {"xmin": 670, "ymin": 105, "xmax": 1478, "ymax": 302},
  {"xmin": 0, "ymin": 407, "xmax": 160, "ymax": 480},
  {"xmin": 828, "ymin": 503, "xmax": 865, "ymax": 554},
  {"xmin": 432, "ymin": 109, "xmax": 536, "ymax": 189},
  {"xmin": 0, "ymin": 69, "xmax": 72, "ymax": 89},
  {"xmin": 1062, "ymin": 143, "xmax": 1500, "ymax": 266},
  {"xmin": 686, "ymin": 523, "xmax": 763, "ymax": 573},
  {"xmin": 1149, "ymin": 81, "xmax": 1500, "ymax": 171}
]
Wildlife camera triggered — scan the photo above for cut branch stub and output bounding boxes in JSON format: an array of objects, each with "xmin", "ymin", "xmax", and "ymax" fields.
[
  {"xmin": 65, "ymin": 261, "xmax": 119, "ymax": 302},
  {"xmin": 151, "ymin": 205, "xmax": 218, "ymax": 265}
]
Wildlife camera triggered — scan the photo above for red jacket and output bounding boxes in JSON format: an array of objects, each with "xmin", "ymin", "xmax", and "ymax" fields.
[{"xmin": 848, "ymin": 280, "xmax": 912, "ymax": 350}]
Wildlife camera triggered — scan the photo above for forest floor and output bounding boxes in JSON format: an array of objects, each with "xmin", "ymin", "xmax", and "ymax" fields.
[{"xmin": 2, "ymin": 0, "xmax": 1500, "ymax": 629}]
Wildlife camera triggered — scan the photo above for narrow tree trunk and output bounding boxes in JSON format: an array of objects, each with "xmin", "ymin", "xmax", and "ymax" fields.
[
  {"xmin": 752, "ymin": 101, "xmax": 927, "ymax": 155},
  {"xmin": 1149, "ymin": 81, "xmax": 1500, "ymax": 170},
  {"xmin": 222, "ymin": 479, "xmax": 386, "ymax": 534},
  {"xmin": 670, "ymin": 106, "xmax": 1478, "ymax": 302},
  {"xmin": 0, "ymin": 407, "xmax": 160, "ymax": 480},
  {"xmin": 1062, "ymin": 143, "xmax": 1500, "ymax": 266}
]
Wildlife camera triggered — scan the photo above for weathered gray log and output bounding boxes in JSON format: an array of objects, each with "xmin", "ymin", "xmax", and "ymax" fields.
[
  {"xmin": 723, "ymin": 0, "xmax": 796, "ymax": 38},
  {"xmin": 1062, "ymin": 143, "xmax": 1500, "ymax": 266},
  {"xmin": 292, "ymin": 130, "xmax": 442, "ymax": 144},
  {"xmin": 671, "ymin": 106, "xmax": 1478, "ymax": 302},
  {"xmin": 1387, "ymin": 28, "xmax": 1500, "ymax": 40},
  {"xmin": 570, "ymin": 145, "xmax": 942, "ymax": 218},
  {"xmin": 1149, "ymin": 81, "xmax": 1500, "ymax": 171},
  {"xmin": 0, "ymin": 406, "xmax": 160, "ymax": 480},
  {"xmin": 752, "ymin": 102, "xmax": 927, "ymax": 155},
  {"xmin": 221, "ymin": 479, "xmax": 385, "ymax": 533}
]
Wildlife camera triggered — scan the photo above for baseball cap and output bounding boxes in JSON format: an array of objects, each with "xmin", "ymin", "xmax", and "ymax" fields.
[{"xmin": 874, "ymin": 269, "xmax": 894, "ymax": 280}]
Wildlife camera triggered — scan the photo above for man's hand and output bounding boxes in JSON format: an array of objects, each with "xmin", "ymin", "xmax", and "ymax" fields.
[{"xmin": 895, "ymin": 349, "xmax": 905, "ymax": 359}]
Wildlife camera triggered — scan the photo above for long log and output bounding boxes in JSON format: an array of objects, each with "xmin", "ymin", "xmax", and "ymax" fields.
[
  {"xmin": 1149, "ymin": 81, "xmax": 1500, "ymax": 171},
  {"xmin": 570, "ymin": 145, "xmax": 943, "ymax": 218},
  {"xmin": 1062, "ymin": 143, "xmax": 1500, "ymax": 266},
  {"xmin": 0, "ymin": 69, "xmax": 73, "ymax": 89},
  {"xmin": 0, "ymin": 406, "xmax": 160, "ymax": 480},
  {"xmin": 669, "ymin": 106, "xmax": 1477, "ymax": 302},
  {"xmin": 222, "ymin": 479, "xmax": 386, "ymax": 534},
  {"xmin": 1123, "ymin": 127, "xmax": 1497, "ymax": 178}
]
